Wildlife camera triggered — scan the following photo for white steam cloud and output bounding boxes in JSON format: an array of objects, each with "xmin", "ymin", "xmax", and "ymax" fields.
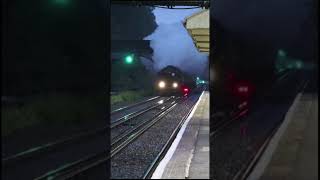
[{"xmin": 143, "ymin": 7, "xmax": 208, "ymax": 76}]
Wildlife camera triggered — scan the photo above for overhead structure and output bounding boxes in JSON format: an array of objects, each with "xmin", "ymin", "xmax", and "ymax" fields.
[
  {"xmin": 111, "ymin": 0, "xmax": 210, "ymax": 8},
  {"xmin": 184, "ymin": 10, "xmax": 209, "ymax": 54}
]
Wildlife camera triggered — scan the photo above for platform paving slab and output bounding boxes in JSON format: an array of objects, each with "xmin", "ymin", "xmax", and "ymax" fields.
[{"xmin": 161, "ymin": 91, "xmax": 210, "ymax": 179}]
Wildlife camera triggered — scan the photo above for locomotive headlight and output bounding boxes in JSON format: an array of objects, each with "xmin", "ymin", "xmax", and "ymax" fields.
[
  {"xmin": 172, "ymin": 82, "xmax": 178, "ymax": 88},
  {"xmin": 158, "ymin": 81, "xmax": 166, "ymax": 88}
]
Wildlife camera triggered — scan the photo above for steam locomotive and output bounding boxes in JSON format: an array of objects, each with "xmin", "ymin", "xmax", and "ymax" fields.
[{"xmin": 155, "ymin": 66, "xmax": 196, "ymax": 96}]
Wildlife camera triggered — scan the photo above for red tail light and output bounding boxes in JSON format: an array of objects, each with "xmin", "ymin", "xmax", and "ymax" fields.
[
  {"xmin": 233, "ymin": 81, "xmax": 254, "ymax": 98},
  {"xmin": 181, "ymin": 86, "xmax": 190, "ymax": 96},
  {"xmin": 237, "ymin": 86, "xmax": 249, "ymax": 93}
]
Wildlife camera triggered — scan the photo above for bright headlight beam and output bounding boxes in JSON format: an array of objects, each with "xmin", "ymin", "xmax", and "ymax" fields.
[
  {"xmin": 172, "ymin": 82, "xmax": 178, "ymax": 88},
  {"xmin": 158, "ymin": 81, "xmax": 166, "ymax": 88}
]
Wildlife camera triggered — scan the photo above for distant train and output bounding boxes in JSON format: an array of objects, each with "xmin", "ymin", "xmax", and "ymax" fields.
[{"xmin": 155, "ymin": 66, "xmax": 196, "ymax": 96}]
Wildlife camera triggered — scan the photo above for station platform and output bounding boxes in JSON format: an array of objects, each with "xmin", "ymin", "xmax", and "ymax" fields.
[
  {"xmin": 152, "ymin": 91, "xmax": 210, "ymax": 179},
  {"xmin": 248, "ymin": 92, "xmax": 318, "ymax": 180}
]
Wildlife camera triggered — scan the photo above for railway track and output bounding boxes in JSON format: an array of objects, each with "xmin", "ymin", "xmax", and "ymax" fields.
[
  {"xmin": 211, "ymin": 70, "xmax": 310, "ymax": 180},
  {"xmin": 2, "ymin": 126, "xmax": 107, "ymax": 166},
  {"xmin": 232, "ymin": 120, "xmax": 281, "ymax": 180},
  {"xmin": 2, "ymin": 95, "xmax": 179, "ymax": 179},
  {"xmin": 34, "ymin": 96, "xmax": 182, "ymax": 179},
  {"xmin": 2, "ymin": 122, "xmax": 109, "ymax": 180},
  {"xmin": 232, "ymin": 79, "xmax": 310, "ymax": 180},
  {"xmin": 210, "ymin": 70, "xmax": 294, "ymax": 139},
  {"xmin": 111, "ymin": 96, "xmax": 174, "ymax": 128},
  {"xmin": 3, "ymin": 96, "xmax": 168, "ymax": 166},
  {"xmin": 210, "ymin": 108, "xmax": 249, "ymax": 138},
  {"xmin": 46, "ymin": 93, "xmax": 204, "ymax": 179},
  {"xmin": 5, "ymin": 96, "xmax": 174, "ymax": 156},
  {"xmin": 110, "ymin": 97, "xmax": 179, "ymax": 157},
  {"xmin": 142, "ymin": 94, "xmax": 200, "ymax": 178},
  {"xmin": 111, "ymin": 96, "xmax": 160, "ymax": 115},
  {"xmin": 3, "ymin": 86, "xmax": 204, "ymax": 179}
]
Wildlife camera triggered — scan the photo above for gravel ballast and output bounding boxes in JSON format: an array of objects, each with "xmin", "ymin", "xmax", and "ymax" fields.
[{"xmin": 111, "ymin": 94, "xmax": 200, "ymax": 179}]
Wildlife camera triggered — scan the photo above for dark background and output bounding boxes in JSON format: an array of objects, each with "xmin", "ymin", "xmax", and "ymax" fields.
[
  {"xmin": 2, "ymin": 0, "xmax": 106, "ymax": 96},
  {"xmin": 2, "ymin": 0, "xmax": 110, "ymax": 176}
]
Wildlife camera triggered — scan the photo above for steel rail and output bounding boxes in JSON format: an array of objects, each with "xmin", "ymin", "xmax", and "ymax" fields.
[
  {"xmin": 232, "ymin": 121, "xmax": 281, "ymax": 180},
  {"xmin": 4, "ymin": 96, "xmax": 168, "ymax": 166},
  {"xmin": 35, "ymin": 101, "xmax": 179, "ymax": 180},
  {"xmin": 232, "ymin": 79, "xmax": 310, "ymax": 180},
  {"xmin": 142, "ymin": 93, "xmax": 201, "ymax": 179},
  {"xmin": 111, "ymin": 98, "xmax": 180, "ymax": 148},
  {"xmin": 2, "ymin": 126, "xmax": 107, "ymax": 166},
  {"xmin": 111, "ymin": 97, "xmax": 174, "ymax": 128},
  {"xmin": 34, "ymin": 151, "xmax": 107, "ymax": 180},
  {"xmin": 210, "ymin": 70, "xmax": 296, "ymax": 139},
  {"xmin": 210, "ymin": 108, "xmax": 249, "ymax": 138},
  {"xmin": 111, "ymin": 96, "xmax": 160, "ymax": 114},
  {"xmin": 110, "ymin": 103, "xmax": 178, "ymax": 157}
]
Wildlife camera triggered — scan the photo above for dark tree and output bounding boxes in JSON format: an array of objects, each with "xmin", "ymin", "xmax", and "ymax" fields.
[
  {"xmin": 110, "ymin": 5, "xmax": 157, "ymax": 91},
  {"xmin": 111, "ymin": 5, "xmax": 157, "ymax": 40}
]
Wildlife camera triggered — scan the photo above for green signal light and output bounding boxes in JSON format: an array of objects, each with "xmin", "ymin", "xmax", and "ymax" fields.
[
  {"xmin": 124, "ymin": 55, "xmax": 134, "ymax": 64},
  {"xmin": 54, "ymin": 0, "xmax": 69, "ymax": 5},
  {"xmin": 278, "ymin": 49, "xmax": 287, "ymax": 58},
  {"xmin": 296, "ymin": 61, "xmax": 303, "ymax": 69}
]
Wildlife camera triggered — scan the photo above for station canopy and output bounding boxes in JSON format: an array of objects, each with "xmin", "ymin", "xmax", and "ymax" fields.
[{"xmin": 184, "ymin": 10, "xmax": 209, "ymax": 54}]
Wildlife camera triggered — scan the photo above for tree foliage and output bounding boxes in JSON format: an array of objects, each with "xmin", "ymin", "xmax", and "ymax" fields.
[
  {"xmin": 111, "ymin": 5, "xmax": 157, "ymax": 40},
  {"xmin": 110, "ymin": 5, "xmax": 157, "ymax": 92}
]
